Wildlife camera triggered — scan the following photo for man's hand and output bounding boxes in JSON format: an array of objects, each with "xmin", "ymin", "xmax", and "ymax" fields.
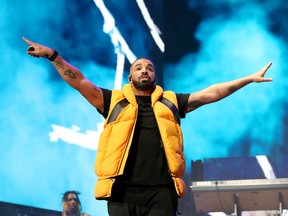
[
  {"xmin": 22, "ymin": 36, "xmax": 54, "ymax": 59},
  {"xmin": 250, "ymin": 62, "xmax": 273, "ymax": 83}
]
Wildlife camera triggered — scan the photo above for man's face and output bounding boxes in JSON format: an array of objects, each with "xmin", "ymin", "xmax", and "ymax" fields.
[
  {"xmin": 129, "ymin": 58, "xmax": 156, "ymax": 91},
  {"xmin": 66, "ymin": 193, "xmax": 79, "ymax": 213}
]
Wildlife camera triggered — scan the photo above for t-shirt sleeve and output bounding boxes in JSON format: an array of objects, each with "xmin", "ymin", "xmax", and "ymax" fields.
[
  {"xmin": 176, "ymin": 93, "xmax": 190, "ymax": 118},
  {"xmin": 96, "ymin": 88, "xmax": 112, "ymax": 119}
]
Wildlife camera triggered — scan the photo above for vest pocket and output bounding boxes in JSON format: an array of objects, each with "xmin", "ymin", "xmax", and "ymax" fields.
[
  {"xmin": 95, "ymin": 178, "xmax": 116, "ymax": 199},
  {"xmin": 172, "ymin": 177, "xmax": 186, "ymax": 198}
]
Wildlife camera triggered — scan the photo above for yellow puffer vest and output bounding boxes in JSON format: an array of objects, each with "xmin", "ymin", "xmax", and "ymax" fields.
[{"xmin": 94, "ymin": 84, "xmax": 186, "ymax": 199}]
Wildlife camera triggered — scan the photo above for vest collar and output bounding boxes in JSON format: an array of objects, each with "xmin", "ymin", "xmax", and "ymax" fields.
[{"xmin": 122, "ymin": 84, "xmax": 163, "ymax": 106}]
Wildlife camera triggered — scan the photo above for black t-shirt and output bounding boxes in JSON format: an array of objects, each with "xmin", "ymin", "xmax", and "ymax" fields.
[{"xmin": 98, "ymin": 88, "xmax": 190, "ymax": 186}]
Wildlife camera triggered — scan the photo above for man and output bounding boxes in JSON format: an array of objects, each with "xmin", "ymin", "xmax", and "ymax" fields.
[
  {"xmin": 62, "ymin": 191, "xmax": 90, "ymax": 216},
  {"xmin": 23, "ymin": 36, "xmax": 272, "ymax": 216}
]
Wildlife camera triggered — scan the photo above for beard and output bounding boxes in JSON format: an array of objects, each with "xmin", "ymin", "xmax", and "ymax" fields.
[{"xmin": 132, "ymin": 77, "xmax": 156, "ymax": 91}]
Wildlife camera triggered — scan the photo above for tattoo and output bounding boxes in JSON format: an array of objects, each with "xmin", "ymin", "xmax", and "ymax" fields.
[
  {"xmin": 89, "ymin": 86, "xmax": 101, "ymax": 98},
  {"xmin": 64, "ymin": 69, "xmax": 77, "ymax": 79},
  {"xmin": 54, "ymin": 60, "xmax": 64, "ymax": 68}
]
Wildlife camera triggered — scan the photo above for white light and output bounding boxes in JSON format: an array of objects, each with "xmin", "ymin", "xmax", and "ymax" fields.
[
  {"xmin": 135, "ymin": 0, "xmax": 165, "ymax": 52},
  {"xmin": 49, "ymin": 123, "xmax": 104, "ymax": 150},
  {"xmin": 93, "ymin": 0, "xmax": 137, "ymax": 65},
  {"xmin": 256, "ymin": 155, "xmax": 276, "ymax": 179}
]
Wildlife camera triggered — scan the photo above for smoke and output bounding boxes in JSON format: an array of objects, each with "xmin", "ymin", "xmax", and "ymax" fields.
[
  {"xmin": 0, "ymin": 0, "xmax": 160, "ymax": 214},
  {"xmin": 164, "ymin": 0, "xmax": 288, "ymax": 161},
  {"xmin": 0, "ymin": 0, "xmax": 116, "ymax": 214}
]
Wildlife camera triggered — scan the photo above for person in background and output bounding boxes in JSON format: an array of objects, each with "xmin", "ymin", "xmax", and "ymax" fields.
[
  {"xmin": 62, "ymin": 191, "xmax": 90, "ymax": 216},
  {"xmin": 23, "ymin": 36, "xmax": 273, "ymax": 216}
]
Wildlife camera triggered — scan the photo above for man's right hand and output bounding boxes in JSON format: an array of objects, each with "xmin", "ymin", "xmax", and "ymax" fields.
[{"xmin": 22, "ymin": 36, "xmax": 54, "ymax": 59}]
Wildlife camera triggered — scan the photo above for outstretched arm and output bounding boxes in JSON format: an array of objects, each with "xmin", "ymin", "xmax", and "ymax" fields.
[
  {"xmin": 22, "ymin": 37, "xmax": 105, "ymax": 112},
  {"xmin": 185, "ymin": 62, "xmax": 273, "ymax": 114}
]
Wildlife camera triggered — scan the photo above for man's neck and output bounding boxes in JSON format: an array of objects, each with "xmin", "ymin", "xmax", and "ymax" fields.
[{"xmin": 132, "ymin": 86, "xmax": 152, "ymax": 96}]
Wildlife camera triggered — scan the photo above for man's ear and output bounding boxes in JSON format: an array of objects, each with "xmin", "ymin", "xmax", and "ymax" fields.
[{"xmin": 128, "ymin": 75, "xmax": 132, "ymax": 82}]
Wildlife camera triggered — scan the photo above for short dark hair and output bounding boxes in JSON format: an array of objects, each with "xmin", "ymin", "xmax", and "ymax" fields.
[{"xmin": 129, "ymin": 58, "xmax": 154, "ymax": 74}]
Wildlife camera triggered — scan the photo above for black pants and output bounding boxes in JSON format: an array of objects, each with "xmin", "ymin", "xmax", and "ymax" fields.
[{"xmin": 107, "ymin": 183, "xmax": 178, "ymax": 216}]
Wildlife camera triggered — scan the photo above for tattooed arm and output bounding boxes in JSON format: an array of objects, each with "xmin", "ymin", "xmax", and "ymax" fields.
[
  {"xmin": 22, "ymin": 37, "xmax": 104, "ymax": 112},
  {"xmin": 185, "ymin": 62, "xmax": 273, "ymax": 114}
]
